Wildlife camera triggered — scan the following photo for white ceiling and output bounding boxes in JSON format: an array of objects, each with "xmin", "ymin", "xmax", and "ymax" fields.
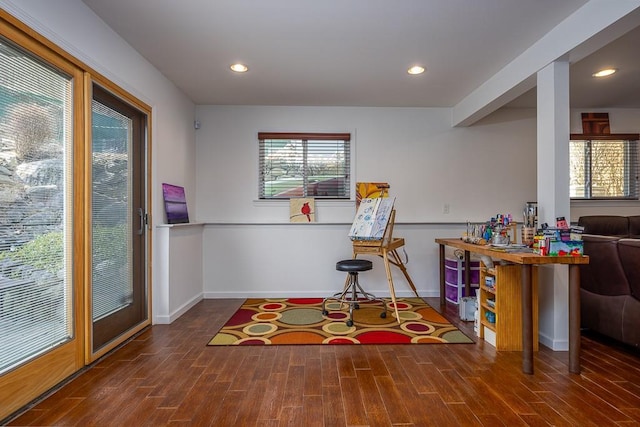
[{"xmin": 80, "ymin": 0, "xmax": 640, "ymax": 112}]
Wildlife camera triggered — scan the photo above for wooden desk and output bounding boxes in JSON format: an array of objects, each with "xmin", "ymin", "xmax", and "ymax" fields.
[
  {"xmin": 352, "ymin": 237, "xmax": 419, "ymax": 322},
  {"xmin": 435, "ymin": 238, "xmax": 589, "ymax": 375}
]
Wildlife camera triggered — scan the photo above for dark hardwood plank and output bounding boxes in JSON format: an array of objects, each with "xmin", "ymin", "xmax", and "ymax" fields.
[{"xmin": 5, "ymin": 298, "xmax": 640, "ymax": 426}]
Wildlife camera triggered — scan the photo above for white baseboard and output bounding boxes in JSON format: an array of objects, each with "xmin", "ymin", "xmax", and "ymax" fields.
[
  {"xmin": 538, "ymin": 331, "xmax": 568, "ymax": 351},
  {"xmin": 153, "ymin": 293, "xmax": 204, "ymax": 324},
  {"xmin": 203, "ymin": 290, "xmax": 438, "ymax": 299}
]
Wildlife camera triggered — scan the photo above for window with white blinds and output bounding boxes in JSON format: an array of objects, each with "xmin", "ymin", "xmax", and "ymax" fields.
[
  {"xmin": 570, "ymin": 137, "xmax": 639, "ymax": 200},
  {"xmin": 0, "ymin": 37, "xmax": 73, "ymax": 374},
  {"xmin": 258, "ymin": 132, "xmax": 351, "ymax": 199}
]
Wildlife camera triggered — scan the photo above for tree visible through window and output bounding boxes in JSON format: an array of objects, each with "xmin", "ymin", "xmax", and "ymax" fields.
[
  {"xmin": 570, "ymin": 136, "xmax": 639, "ymax": 199},
  {"xmin": 259, "ymin": 132, "xmax": 350, "ymax": 199}
]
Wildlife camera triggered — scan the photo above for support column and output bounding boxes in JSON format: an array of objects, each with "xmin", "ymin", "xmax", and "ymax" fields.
[{"xmin": 536, "ymin": 60, "xmax": 571, "ymax": 350}]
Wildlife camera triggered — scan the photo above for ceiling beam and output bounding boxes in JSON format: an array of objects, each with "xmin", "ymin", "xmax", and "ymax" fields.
[{"xmin": 452, "ymin": 0, "xmax": 640, "ymax": 127}]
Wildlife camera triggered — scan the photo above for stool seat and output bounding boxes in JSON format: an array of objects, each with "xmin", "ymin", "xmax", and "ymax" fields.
[{"xmin": 336, "ymin": 259, "xmax": 372, "ymax": 272}]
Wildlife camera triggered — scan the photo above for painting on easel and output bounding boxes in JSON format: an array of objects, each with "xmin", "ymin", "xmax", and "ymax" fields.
[{"xmin": 348, "ymin": 197, "xmax": 395, "ymax": 240}]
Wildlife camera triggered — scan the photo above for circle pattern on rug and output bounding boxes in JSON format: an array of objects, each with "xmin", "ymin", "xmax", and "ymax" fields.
[
  {"xmin": 243, "ymin": 322, "xmax": 278, "ymax": 336},
  {"xmin": 270, "ymin": 331, "xmax": 325, "ymax": 344},
  {"xmin": 287, "ymin": 298, "xmax": 324, "ymax": 305},
  {"xmin": 259, "ymin": 302, "xmax": 287, "ymax": 311},
  {"xmin": 324, "ymin": 301, "xmax": 347, "ymax": 311},
  {"xmin": 389, "ymin": 301, "xmax": 413, "ymax": 310},
  {"xmin": 236, "ymin": 337, "xmax": 270, "ymax": 345},
  {"xmin": 323, "ymin": 336, "xmax": 359, "ymax": 344},
  {"xmin": 396, "ymin": 310, "xmax": 423, "ymax": 321},
  {"xmin": 325, "ymin": 311, "xmax": 349, "ymax": 321},
  {"xmin": 322, "ymin": 321, "xmax": 356, "ymax": 335},
  {"xmin": 252, "ymin": 311, "xmax": 282, "ymax": 322},
  {"xmin": 279, "ymin": 308, "xmax": 325, "ymax": 325},
  {"xmin": 411, "ymin": 336, "xmax": 446, "ymax": 343},
  {"xmin": 400, "ymin": 321, "xmax": 435, "ymax": 334},
  {"xmin": 351, "ymin": 307, "xmax": 392, "ymax": 326}
]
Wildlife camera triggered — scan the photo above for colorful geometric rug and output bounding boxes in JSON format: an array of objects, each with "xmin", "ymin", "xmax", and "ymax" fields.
[{"xmin": 208, "ymin": 297, "xmax": 473, "ymax": 345}]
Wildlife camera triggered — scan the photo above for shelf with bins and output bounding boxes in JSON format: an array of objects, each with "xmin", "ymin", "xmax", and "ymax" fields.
[{"xmin": 479, "ymin": 263, "xmax": 538, "ymax": 351}]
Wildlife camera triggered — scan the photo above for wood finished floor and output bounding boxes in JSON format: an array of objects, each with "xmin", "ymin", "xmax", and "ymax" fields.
[{"xmin": 6, "ymin": 297, "xmax": 640, "ymax": 426}]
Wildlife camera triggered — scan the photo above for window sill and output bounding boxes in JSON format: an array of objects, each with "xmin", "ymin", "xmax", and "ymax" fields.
[{"xmin": 570, "ymin": 199, "xmax": 640, "ymax": 208}]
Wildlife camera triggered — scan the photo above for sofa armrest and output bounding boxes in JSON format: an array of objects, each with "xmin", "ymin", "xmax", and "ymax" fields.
[
  {"xmin": 618, "ymin": 239, "xmax": 640, "ymax": 299},
  {"xmin": 580, "ymin": 234, "xmax": 631, "ymax": 296}
]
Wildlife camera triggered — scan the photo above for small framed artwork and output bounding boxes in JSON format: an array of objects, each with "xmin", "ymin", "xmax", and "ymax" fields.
[
  {"xmin": 290, "ymin": 198, "xmax": 315, "ymax": 222},
  {"xmin": 162, "ymin": 183, "xmax": 189, "ymax": 224}
]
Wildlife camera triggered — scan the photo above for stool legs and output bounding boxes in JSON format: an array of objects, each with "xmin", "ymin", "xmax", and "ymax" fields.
[{"xmin": 322, "ymin": 271, "xmax": 387, "ymax": 327}]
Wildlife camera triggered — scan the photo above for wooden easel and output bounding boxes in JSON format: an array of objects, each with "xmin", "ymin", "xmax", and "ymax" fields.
[{"xmin": 351, "ymin": 210, "xmax": 419, "ymax": 323}]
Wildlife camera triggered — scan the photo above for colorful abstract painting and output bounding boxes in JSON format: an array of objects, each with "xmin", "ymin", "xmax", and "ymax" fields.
[
  {"xmin": 290, "ymin": 198, "xmax": 315, "ymax": 222},
  {"xmin": 355, "ymin": 182, "xmax": 390, "ymax": 209},
  {"xmin": 162, "ymin": 183, "xmax": 189, "ymax": 224}
]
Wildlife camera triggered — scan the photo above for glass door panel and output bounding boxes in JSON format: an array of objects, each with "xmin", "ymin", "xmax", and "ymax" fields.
[
  {"xmin": 0, "ymin": 34, "xmax": 83, "ymax": 421},
  {"xmin": 0, "ymin": 37, "xmax": 74, "ymax": 375},
  {"xmin": 90, "ymin": 84, "xmax": 147, "ymax": 352}
]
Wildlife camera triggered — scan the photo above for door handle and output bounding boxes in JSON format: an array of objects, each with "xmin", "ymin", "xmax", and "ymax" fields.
[{"xmin": 137, "ymin": 208, "xmax": 146, "ymax": 235}]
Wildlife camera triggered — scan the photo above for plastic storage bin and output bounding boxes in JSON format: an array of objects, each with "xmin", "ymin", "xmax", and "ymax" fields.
[{"xmin": 444, "ymin": 257, "xmax": 480, "ymax": 304}]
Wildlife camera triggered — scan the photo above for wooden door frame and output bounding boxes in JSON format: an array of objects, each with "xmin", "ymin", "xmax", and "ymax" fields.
[{"xmin": 84, "ymin": 74, "xmax": 153, "ymax": 363}]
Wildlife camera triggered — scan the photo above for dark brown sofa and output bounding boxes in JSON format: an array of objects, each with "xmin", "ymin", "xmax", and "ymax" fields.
[{"xmin": 577, "ymin": 215, "xmax": 640, "ymax": 348}]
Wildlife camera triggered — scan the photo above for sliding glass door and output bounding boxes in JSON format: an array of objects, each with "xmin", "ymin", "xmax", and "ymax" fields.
[
  {"xmin": 90, "ymin": 84, "xmax": 148, "ymax": 353},
  {"xmin": 0, "ymin": 34, "xmax": 84, "ymax": 419}
]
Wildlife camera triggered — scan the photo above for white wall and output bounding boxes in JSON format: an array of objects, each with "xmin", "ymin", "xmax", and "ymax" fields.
[
  {"xmin": 3, "ymin": 0, "xmax": 199, "ymax": 320},
  {"xmin": 195, "ymin": 106, "xmax": 539, "ymax": 298},
  {"xmin": 154, "ymin": 225, "xmax": 203, "ymax": 324}
]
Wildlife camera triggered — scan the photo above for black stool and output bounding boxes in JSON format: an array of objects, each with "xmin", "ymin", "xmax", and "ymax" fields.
[{"xmin": 321, "ymin": 259, "xmax": 387, "ymax": 327}]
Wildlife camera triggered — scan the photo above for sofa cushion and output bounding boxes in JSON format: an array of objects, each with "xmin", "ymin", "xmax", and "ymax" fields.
[
  {"xmin": 580, "ymin": 234, "xmax": 631, "ymax": 296},
  {"xmin": 578, "ymin": 215, "xmax": 630, "ymax": 237},
  {"xmin": 580, "ymin": 289, "xmax": 625, "ymax": 342},
  {"xmin": 618, "ymin": 239, "xmax": 640, "ymax": 299},
  {"xmin": 629, "ymin": 216, "xmax": 640, "ymax": 239}
]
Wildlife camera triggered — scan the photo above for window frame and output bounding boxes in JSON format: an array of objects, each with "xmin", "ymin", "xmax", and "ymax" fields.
[
  {"xmin": 569, "ymin": 133, "xmax": 639, "ymax": 201},
  {"xmin": 258, "ymin": 132, "xmax": 352, "ymax": 200}
]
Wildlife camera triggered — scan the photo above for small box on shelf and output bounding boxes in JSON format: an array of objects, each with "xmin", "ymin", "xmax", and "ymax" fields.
[{"xmin": 547, "ymin": 240, "xmax": 584, "ymax": 256}]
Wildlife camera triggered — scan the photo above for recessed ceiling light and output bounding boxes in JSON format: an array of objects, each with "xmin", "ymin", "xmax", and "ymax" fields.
[
  {"xmin": 230, "ymin": 63, "xmax": 248, "ymax": 73},
  {"xmin": 407, "ymin": 65, "xmax": 425, "ymax": 75},
  {"xmin": 592, "ymin": 68, "xmax": 616, "ymax": 78}
]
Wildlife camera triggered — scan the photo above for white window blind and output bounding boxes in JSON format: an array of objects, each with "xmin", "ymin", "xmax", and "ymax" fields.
[
  {"xmin": 91, "ymin": 100, "xmax": 133, "ymax": 321},
  {"xmin": 0, "ymin": 38, "xmax": 73, "ymax": 374},
  {"xmin": 258, "ymin": 132, "xmax": 351, "ymax": 199},
  {"xmin": 570, "ymin": 136, "xmax": 639, "ymax": 200}
]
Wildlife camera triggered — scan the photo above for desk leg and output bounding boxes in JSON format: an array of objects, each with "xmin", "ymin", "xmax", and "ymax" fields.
[
  {"xmin": 383, "ymin": 249, "xmax": 401, "ymax": 323},
  {"xmin": 521, "ymin": 264, "xmax": 534, "ymax": 374},
  {"xmin": 439, "ymin": 244, "xmax": 445, "ymax": 306},
  {"xmin": 464, "ymin": 250, "xmax": 471, "ymax": 298},
  {"xmin": 569, "ymin": 264, "xmax": 581, "ymax": 374}
]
